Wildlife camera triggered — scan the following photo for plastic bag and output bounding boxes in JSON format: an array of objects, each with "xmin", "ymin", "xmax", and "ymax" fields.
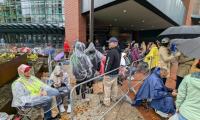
[{"xmin": 169, "ymin": 114, "xmax": 179, "ymax": 120}]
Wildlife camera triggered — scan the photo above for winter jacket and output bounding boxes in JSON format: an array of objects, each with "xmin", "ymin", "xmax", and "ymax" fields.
[
  {"xmin": 176, "ymin": 72, "xmax": 200, "ymax": 120},
  {"xmin": 158, "ymin": 46, "xmax": 179, "ymax": 77},
  {"xmin": 189, "ymin": 59, "xmax": 200, "ymax": 74},
  {"xmin": 132, "ymin": 47, "xmax": 139, "ymax": 61},
  {"xmin": 132, "ymin": 67, "xmax": 175, "ymax": 114},
  {"xmin": 64, "ymin": 43, "xmax": 70, "ymax": 52},
  {"xmin": 143, "ymin": 46, "xmax": 159, "ymax": 69},
  {"xmin": 130, "ymin": 43, "xmax": 135, "ymax": 50},
  {"xmin": 95, "ymin": 42, "xmax": 102, "ymax": 52},
  {"xmin": 176, "ymin": 55, "xmax": 194, "ymax": 78},
  {"xmin": 104, "ymin": 46, "xmax": 121, "ymax": 75}
]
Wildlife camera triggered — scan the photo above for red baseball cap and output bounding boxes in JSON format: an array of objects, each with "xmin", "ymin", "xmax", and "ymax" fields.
[{"xmin": 24, "ymin": 67, "xmax": 32, "ymax": 72}]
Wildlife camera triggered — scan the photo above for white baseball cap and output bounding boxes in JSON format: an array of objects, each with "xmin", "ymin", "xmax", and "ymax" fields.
[{"xmin": 161, "ymin": 37, "xmax": 170, "ymax": 43}]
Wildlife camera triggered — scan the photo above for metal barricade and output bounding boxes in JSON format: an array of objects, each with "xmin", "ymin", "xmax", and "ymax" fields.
[
  {"xmin": 69, "ymin": 63, "xmax": 135, "ymax": 120},
  {"xmin": 48, "ymin": 58, "xmax": 70, "ymax": 76},
  {"xmin": 129, "ymin": 56, "xmax": 153, "ymax": 94}
]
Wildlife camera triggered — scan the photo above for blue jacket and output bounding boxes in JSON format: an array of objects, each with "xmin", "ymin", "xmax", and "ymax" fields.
[{"xmin": 131, "ymin": 67, "xmax": 175, "ymax": 114}]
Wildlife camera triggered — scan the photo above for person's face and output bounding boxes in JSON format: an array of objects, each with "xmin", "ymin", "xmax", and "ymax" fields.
[
  {"xmin": 96, "ymin": 40, "xmax": 98, "ymax": 43},
  {"xmin": 109, "ymin": 42, "xmax": 115, "ymax": 49},
  {"xmin": 103, "ymin": 47, "xmax": 105, "ymax": 50},
  {"xmin": 24, "ymin": 69, "xmax": 31, "ymax": 78},
  {"xmin": 160, "ymin": 71, "xmax": 168, "ymax": 78}
]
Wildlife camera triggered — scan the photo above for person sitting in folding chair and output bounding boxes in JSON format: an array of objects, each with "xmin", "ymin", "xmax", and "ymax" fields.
[
  {"xmin": 11, "ymin": 64, "xmax": 62, "ymax": 120},
  {"xmin": 131, "ymin": 67, "xmax": 177, "ymax": 119},
  {"xmin": 49, "ymin": 64, "xmax": 71, "ymax": 113}
]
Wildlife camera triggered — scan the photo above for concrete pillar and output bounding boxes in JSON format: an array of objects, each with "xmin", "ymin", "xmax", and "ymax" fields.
[
  {"xmin": 182, "ymin": 0, "xmax": 194, "ymax": 25},
  {"xmin": 134, "ymin": 31, "xmax": 140, "ymax": 43},
  {"xmin": 64, "ymin": 0, "xmax": 87, "ymax": 48},
  {"xmin": 109, "ymin": 27, "xmax": 119, "ymax": 40}
]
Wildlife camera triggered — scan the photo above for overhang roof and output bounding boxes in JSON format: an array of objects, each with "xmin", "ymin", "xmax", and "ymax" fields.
[{"xmin": 0, "ymin": 23, "xmax": 65, "ymax": 34}]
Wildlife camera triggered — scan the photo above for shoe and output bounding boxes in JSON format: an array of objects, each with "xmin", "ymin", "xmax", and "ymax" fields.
[
  {"xmin": 155, "ymin": 110, "xmax": 169, "ymax": 118},
  {"xmin": 59, "ymin": 104, "xmax": 66, "ymax": 113},
  {"xmin": 76, "ymin": 95, "xmax": 81, "ymax": 100},
  {"xmin": 81, "ymin": 98, "xmax": 90, "ymax": 103},
  {"xmin": 67, "ymin": 103, "xmax": 71, "ymax": 113},
  {"xmin": 100, "ymin": 101, "xmax": 105, "ymax": 105}
]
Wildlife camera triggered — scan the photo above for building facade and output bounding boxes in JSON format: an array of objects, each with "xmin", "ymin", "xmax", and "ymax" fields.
[{"xmin": 0, "ymin": 0, "xmax": 65, "ymax": 48}]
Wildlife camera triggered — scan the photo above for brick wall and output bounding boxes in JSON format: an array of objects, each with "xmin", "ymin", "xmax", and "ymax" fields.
[
  {"xmin": 64, "ymin": 0, "xmax": 87, "ymax": 49},
  {"xmin": 182, "ymin": 0, "xmax": 194, "ymax": 26}
]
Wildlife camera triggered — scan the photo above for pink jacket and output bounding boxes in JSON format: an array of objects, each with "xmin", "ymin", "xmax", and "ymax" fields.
[{"xmin": 100, "ymin": 56, "xmax": 106, "ymax": 75}]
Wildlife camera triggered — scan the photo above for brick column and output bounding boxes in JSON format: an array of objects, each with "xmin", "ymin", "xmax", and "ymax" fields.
[
  {"xmin": 182, "ymin": 0, "xmax": 194, "ymax": 26},
  {"xmin": 64, "ymin": 0, "xmax": 87, "ymax": 49}
]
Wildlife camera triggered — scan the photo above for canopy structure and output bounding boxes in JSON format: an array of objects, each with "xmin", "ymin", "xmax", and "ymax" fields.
[{"xmin": 0, "ymin": 23, "xmax": 65, "ymax": 34}]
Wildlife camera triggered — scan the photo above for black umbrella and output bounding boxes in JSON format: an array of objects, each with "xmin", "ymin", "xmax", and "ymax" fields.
[
  {"xmin": 158, "ymin": 25, "xmax": 200, "ymax": 39},
  {"xmin": 177, "ymin": 37, "xmax": 200, "ymax": 59}
]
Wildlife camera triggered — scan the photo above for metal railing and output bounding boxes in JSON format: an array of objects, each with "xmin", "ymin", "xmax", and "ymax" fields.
[
  {"xmin": 129, "ymin": 56, "xmax": 153, "ymax": 94},
  {"xmin": 68, "ymin": 55, "xmax": 156, "ymax": 120},
  {"xmin": 69, "ymin": 65, "xmax": 132, "ymax": 120}
]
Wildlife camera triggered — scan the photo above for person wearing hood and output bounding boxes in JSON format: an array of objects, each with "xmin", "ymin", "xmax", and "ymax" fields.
[
  {"xmin": 131, "ymin": 67, "xmax": 177, "ymax": 118},
  {"xmin": 158, "ymin": 37, "xmax": 181, "ymax": 85},
  {"xmin": 176, "ymin": 71, "xmax": 200, "ymax": 120},
  {"xmin": 70, "ymin": 41, "xmax": 93, "ymax": 103},
  {"xmin": 49, "ymin": 64, "xmax": 72, "ymax": 113},
  {"xmin": 143, "ymin": 44, "xmax": 159, "ymax": 69},
  {"xmin": 100, "ymin": 37, "xmax": 121, "ymax": 106},
  {"xmin": 64, "ymin": 40, "xmax": 70, "ymax": 58},
  {"xmin": 85, "ymin": 42, "xmax": 104, "ymax": 92},
  {"xmin": 11, "ymin": 64, "xmax": 62, "ymax": 120}
]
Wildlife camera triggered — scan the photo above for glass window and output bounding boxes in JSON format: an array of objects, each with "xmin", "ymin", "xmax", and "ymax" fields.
[
  {"xmin": 0, "ymin": 0, "xmax": 65, "ymax": 24},
  {"xmin": 46, "ymin": 15, "xmax": 63, "ymax": 23}
]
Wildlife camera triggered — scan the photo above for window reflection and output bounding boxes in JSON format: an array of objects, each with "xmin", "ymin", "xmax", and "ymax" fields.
[{"xmin": 0, "ymin": 0, "xmax": 65, "ymax": 24}]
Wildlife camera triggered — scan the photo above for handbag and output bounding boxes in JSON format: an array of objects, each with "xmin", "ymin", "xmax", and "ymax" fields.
[{"xmin": 93, "ymin": 81, "xmax": 103, "ymax": 94}]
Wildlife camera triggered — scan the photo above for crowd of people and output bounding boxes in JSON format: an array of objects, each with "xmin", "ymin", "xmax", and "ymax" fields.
[{"xmin": 1, "ymin": 36, "xmax": 200, "ymax": 120}]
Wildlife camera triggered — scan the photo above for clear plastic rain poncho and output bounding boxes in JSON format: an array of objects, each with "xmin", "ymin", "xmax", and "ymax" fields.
[
  {"xmin": 0, "ymin": 112, "xmax": 9, "ymax": 120},
  {"xmin": 11, "ymin": 64, "xmax": 62, "ymax": 116},
  {"xmin": 42, "ymin": 46, "xmax": 56, "ymax": 56},
  {"xmin": 85, "ymin": 42, "xmax": 104, "ymax": 71},
  {"xmin": 49, "ymin": 65, "xmax": 71, "ymax": 95},
  {"xmin": 32, "ymin": 47, "xmax": 43, "ymax": 55},
  {"xmin": 70, "ymin": 42, "xmax": 93, "ymax": 81}
]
